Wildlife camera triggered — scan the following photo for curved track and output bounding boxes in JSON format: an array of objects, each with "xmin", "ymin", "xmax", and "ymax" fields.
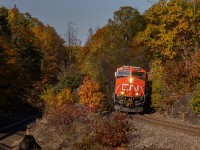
[{"xmin": 131, "ymin": 114, "xmax": 200, "ymax": 137}]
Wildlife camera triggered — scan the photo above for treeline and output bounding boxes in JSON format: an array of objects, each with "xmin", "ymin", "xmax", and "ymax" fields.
[
  {"xmin": 142, "ymin": 0, "xmax": 200, "ymax": 114},
  {"xmin": 1, "ymin": 0, "xmax": 200, "ymax": 115},
  {"xmin": 0, "ymin": 6, "xmax": 68, "ymax": 110}
]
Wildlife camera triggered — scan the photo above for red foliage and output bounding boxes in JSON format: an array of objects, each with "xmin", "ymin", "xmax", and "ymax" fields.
[
  {"xmin": 50, "ymin": 103, "xmax": 89, "ymax": 125},
  {"xmin": 91, "ymin": 112, "xmax": 129, "ymax": 147}
]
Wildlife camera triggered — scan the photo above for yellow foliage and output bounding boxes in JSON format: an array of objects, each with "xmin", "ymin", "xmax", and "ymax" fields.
[
  {"xmin": 191, "ymin": 83, "xmax": 200, "ymax": 114},
  {"xmin": 40, "ymin": 87, "xmax": 55, "ymax": 109},
  {"xmin": 86, "ymin": 27, "xmax": 108, "ymax": 52},
  {"xmin": 141, "ymin": 0, "xmax": 199, "ymax": 60},
  {"xmin": 79, "ymin": 77, "xmax": 105, "ymax": 109},
  {"xmin": 56, "ymin": 88, "xmax": 76, "ymax": 107},
  {"xmin": 41, "ymin": 87, "xmax": 76, "ymax": 110}
]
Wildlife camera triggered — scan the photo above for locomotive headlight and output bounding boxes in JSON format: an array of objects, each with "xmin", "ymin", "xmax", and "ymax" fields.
[
  {"xmin": 129, "ymin": 77, "xmax": 133, "ymax": 83},
  {"xmin": 121, "ymin": 91, "xmax": 125, "ymax": 95},
  {"xmin": 135, "ymin": 92, "xmax": 139, "ymax": 96}
]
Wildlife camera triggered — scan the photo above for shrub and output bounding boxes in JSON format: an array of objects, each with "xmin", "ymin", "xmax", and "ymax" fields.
[
  {"xmin": 91, "ymin": 112, "xmax": 129, "ymax": 147},
  {"xmin": 149, "ymin": 61, "xmax": 164, "ymax": 109},
  {"xmin": 40, "ymin": 86, "xmax": 76, "ymax": 111},
  {"xmin": 40, "ymin": 86, "xmax": 56, "ymax": 110},
  {"xmin": 47, "ymin": 103, "xmax": 129, "ymax": 149},
  {"xmin": 79, "ymin": 76, "xmax": 105, "ymax": 109},
  {"xmin": 50, "ymin": 103, "xmax": 87, "ymax": 126},
  {"xmin": 56, "ymin": 88, "xmax": 77, "ymax": 106},
  {"xmin": 56, "ymin": 65, "xmax": 83, "ymax": 91},
  {"xmin": 191, "ymin": 83, "xmax": 200, "ymax": 115}
]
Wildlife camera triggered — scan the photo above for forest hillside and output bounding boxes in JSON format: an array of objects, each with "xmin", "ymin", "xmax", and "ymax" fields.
[{"xmin": 0, "ymin": 0, "xmax": 200, "ymax": 149}]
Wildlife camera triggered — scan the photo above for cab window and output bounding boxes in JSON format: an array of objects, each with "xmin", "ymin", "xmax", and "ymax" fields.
[
  {"xmin": 117, "ymin": 70, "xmax": 130, "ymax": 78},
  {"xmin": 132, "ymin": 72, "xmax": 145, "ymax": 80}
]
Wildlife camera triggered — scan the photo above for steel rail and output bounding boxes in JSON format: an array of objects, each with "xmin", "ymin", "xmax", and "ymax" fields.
[
  {"xmin": 132, "ymin": 114, "xmax": 200, "ymax": 137},
  {"xmin": 0, "ymin": 113, "xmax": 41, "ymax": 141},
  {"xmin": 0, "ymin": 114, "xmax": 39, "ymax": 132}
]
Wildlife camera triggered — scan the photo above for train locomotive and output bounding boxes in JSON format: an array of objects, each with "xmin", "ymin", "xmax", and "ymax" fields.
[{"xmin": 114, "ymin": 66, "xmax": 147, "ymax": 112}]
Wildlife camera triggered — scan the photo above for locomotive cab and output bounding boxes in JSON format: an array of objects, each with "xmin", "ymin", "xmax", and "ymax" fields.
[{"xmin": 114, "ymin": 66, "xmax": 146, "ymax": 112}]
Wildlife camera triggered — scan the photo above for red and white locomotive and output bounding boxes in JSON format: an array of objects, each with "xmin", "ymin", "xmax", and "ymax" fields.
[{"xmin": 114, "ymin": 66, "xmax": 147, "ymax": 112}]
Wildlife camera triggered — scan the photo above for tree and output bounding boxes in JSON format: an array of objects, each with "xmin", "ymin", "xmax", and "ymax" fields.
[
  {"xmin": 64, "ymin": 21, "xmax": 81, "ymax": 64},
  {"xmin": 107, "ymin": 6, "xmax": 146, "ymax": 48},
  {"xmin": 7, "ymin": 7, "xmax": 42, "ymax": 79},
  {"xmin": 79, "ymin": 77, "xmax": 105, "ymax": 109},
  {"xmin": 0, "ymin": 6, "xmax": 68, "ymax": 109},
  {"xmin": 141, "ymin": 0, "xmax": 200, "ymax": 110},
  {"xmin": 65, "ymin": 21, "xmax": 81, "ymax": 47},
  {"xmin": 85, "ymin": 27, "xmax": 94, "ymax": 44},
  {"xmin": 0, "ymin": 6, "xmax": 43, "ymax": 107},
  {"xmin": 39, "ymin": 25, "xmax": 66, "ymax": 83}
]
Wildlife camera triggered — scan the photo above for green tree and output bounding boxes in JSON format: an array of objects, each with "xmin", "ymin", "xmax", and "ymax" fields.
[{"xmin": 107, "ymin": 6, "xmax": 146, "ymax": 48}]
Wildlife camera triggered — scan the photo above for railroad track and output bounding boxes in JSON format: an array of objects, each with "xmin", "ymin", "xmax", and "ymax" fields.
[
  {"xmin": 0, "ymin": 114, "xmax": 41, "ymax": 150},
  {"xmin": 131, "ymin": 114, "xmax": 200, "ymax": 137}
]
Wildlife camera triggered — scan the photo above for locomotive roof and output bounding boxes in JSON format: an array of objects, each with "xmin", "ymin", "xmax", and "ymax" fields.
[{"xmin": 117, "ymin": 66, "xmax": 146, "ymax": 72}]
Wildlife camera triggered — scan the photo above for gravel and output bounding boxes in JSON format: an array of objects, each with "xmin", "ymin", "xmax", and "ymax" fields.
[
  {"xmin": 127, "ymin": 113, "xmax": 200, "ymax": 150},
  {"xmin": 28, "ymin": 112, "xmax": 200, "ymax": 150}
]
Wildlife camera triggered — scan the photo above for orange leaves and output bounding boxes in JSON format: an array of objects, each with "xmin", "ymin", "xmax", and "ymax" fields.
[{"xmin": 79, "ymin": 76, "xmax": 105, "ymax": 109}]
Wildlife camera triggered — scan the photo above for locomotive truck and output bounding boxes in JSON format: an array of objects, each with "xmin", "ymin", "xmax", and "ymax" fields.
[{"xmin": 114, "ymin": 66, "xmax": 147, "ymax": 112}]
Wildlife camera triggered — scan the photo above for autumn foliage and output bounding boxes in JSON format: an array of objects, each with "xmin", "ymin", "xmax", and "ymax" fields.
[
  {"xmin": 41, "ymin": 87, "xmax": 76, "ymax": 110},
  {"xmin": 50, "ymin": 103, "xmax": 88, "ymax": 126},
  {"xmin": 49, "ymin": 105, "xmax": 129, "ymax": 149},
  {"xmin": 191, "ymin": 83, "xmax": 200, "ymax": 114},
  {"xmin": 79, "ymin": 77, "xmax": 105, "ymax": 110},
  {"xmin": 1, "ymin": 1, "xmax": 200, "ymax": 140},
  {"xmin": 140, "ymin": 0, "xmax": 200, "ymax": 112},
  {"xmin": 0, "ymin": 6, "xmax": 68, "ymax": 109},
  {"xmin": 91, "ymin": 112, "xmax": 128, "ymax": 147}
]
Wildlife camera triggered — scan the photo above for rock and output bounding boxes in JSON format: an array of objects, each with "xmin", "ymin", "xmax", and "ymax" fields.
[
  {"xmin": 172, "ymin": 93, "xmax": 200, "ymax": 124},
  {"xmin": 19, "ymin": 134, "xmax": 41, "ymax": 150}
]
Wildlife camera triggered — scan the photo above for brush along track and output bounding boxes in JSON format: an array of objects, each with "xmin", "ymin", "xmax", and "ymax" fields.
[{"xmin": 131, "ymin": 114, "xmax": 200, "ymax": 137}]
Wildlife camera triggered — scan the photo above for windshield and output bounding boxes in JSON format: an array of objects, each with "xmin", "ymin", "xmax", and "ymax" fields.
[
  {"xmin": 117, "ymin": 70, "xmax": 130, "ymax": 78},
  {"xmin": 132, "ymin": 72, "xmax": 145, "ymax": 80}
]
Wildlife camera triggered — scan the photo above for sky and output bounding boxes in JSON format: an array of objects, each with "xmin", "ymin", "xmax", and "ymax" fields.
[{"xmin": 0, "ymin": 0, "xmax": 157, "ymax": 45}]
